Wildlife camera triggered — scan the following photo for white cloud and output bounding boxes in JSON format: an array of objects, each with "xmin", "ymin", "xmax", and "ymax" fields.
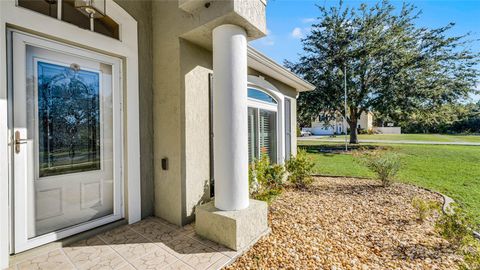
[
  {"xmin": 261, "ymin": 39, "xmax": 275, "ymax": 46},
  {"xmin": 291, "ymin": 27, "xmax": 304, "ymax": 39},
  {"xmin": 302, "ymin": 18, "xmax": 316, "ymax": 23},
  {"xmin": 254, "ymin": 29, "xmax": 275, "ymax": 46}
]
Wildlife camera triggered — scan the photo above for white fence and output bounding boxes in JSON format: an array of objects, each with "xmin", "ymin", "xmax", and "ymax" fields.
[{"xmin": 373, "ymin": 127, "xmax": 402, "ymax": 134}]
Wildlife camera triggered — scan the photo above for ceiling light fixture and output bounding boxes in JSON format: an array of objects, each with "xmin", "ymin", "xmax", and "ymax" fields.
[{"xmin": 74, "ymin": 0, "xmax": 105, "ymax": 18}]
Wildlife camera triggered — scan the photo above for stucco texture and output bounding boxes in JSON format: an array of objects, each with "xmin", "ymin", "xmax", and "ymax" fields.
[
  {"xmin": 152, "ymin": 1, "xmax": 184, "ymax": 225},
  {"xmin": 195, "ymin": 199, "xmax": 269, "ymax": 251},
  {"xmin": 180, "ymin": 39, "xmax": 213, "ymax": 223},
  {"xmin": 151, "ymin": 0, "xmax": 267, "ymax": 226},
  {"xmin": 113, "ymin": 0, "xmax": 154, "ymax": 218},
  {"xmin": 119, "ymin": 0, "xmax": 292, "ymax": 227}
]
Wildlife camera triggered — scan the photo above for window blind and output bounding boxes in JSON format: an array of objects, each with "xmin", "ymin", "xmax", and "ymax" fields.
[
  {"xmin": 259, "ymin": 110, "xmax": 276, "ymax": 162},
  {"xmin": 248, "ymin": 107, "xmax": 277, "ymax": 164},
  {"xmin": 248, "ymin": 108, "xmax": 258, "ymax": 163}
]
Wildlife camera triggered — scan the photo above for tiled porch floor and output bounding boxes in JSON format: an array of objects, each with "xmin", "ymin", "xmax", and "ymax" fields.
[{"xmin": 8, "ymin": 217, "xmax": 241, "ymax": 270}]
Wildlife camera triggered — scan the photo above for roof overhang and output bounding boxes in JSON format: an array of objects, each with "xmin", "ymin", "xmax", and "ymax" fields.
[{"xmin": 247, "ymin": 46, "xmax": 315, "ymax": 92}]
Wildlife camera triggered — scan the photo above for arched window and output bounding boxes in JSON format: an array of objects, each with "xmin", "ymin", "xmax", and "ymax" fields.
[
  {"xmin": 248, "ymin": 88, "xmax": 277, "ymax": 104},
  {"xmin": 248, "ymin": 88, "xmax": 278, "ymax": 163}
]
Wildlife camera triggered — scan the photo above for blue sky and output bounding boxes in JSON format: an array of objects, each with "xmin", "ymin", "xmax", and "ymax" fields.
[{"xmin": 250, "ymin": 0, "xmax": 480, "ymax": 101}]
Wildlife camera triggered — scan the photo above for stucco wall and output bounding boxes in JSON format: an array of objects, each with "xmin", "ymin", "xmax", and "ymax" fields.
[
  {"xmin": 234, "ymin": 0, "xmax": 267, "ymax": 36},
  {"xmin": 150, "ymin": 0, "xmax": 294, "ymax": 226},
  {"xmin": 152, "ymin": 0, "xmax": 184, "ymax": 225},
  {"xmin": 152, "ymin": 0, "xmax": 222, "ymax": 226},
  {"xmin": 151, "ymin": 0, "xmax": 267, "ymax": 226},
  {"xmin": 113, "ymin": 0, "xmax": 154, "ymax": 218},
  {"xmin": 180, "ymin": 40, "xmax": 212, "ymax": 223},
  {"xmin": 105, "ymin": 0, "xmax": 297, "ymax": 225}
]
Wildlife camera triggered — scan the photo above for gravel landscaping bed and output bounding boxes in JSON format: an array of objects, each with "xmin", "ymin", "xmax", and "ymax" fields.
[{"xmin": 225, "ymin": 177, "xmax": 463, "ymax": 269}]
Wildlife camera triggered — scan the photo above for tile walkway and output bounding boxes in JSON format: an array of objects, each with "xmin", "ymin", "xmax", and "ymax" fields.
[{"xmin": 7, "ymin": 217, "xmax": 241, "ymax": 270}]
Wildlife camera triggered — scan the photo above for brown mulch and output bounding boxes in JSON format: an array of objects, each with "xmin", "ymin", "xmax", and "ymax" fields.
[{"xmin": 225, "ymin": 177, "xmax": 463, "ymax": 270}]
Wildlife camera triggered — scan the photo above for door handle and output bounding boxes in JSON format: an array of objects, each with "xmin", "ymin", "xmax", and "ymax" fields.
[{"xmin": 15, "ymin": 131, "xmax": 28, "ymax": 154}]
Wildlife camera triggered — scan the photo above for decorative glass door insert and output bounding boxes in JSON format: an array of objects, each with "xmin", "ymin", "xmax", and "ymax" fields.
[{"xmin": 37, "ymin": 61, "xmax": 101, "ymax": 177}]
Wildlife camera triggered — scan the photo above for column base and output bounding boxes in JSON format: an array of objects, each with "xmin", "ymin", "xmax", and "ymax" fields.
[{"xmin": 195, "ymin": 199, "xmax": 269, "ymax": 251}]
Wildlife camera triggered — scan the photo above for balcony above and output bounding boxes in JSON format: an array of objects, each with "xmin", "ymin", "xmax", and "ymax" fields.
[
  {"xmin": 179, "ymin": 0, "xmax": 268, "ymax": 49},
  {"xmin": 179, "ymin": 0, "xmax": 267, "ymax": 15},
  {"xmin": 179, "ymin": 0, "xmax": 211, "ymax": 13}
]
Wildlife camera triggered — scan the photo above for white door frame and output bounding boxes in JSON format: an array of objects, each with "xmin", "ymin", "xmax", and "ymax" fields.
[
  {"xmin": 11, "ymin": 31, "xmax": 124, "ymax": 252},
  {"xmin": 0, "ymin": 0, "xmax": 140, "ymax": 267}
]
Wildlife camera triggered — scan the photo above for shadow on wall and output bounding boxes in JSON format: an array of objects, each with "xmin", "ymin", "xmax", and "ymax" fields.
[
  {"xmin": 180, "ymin": 39, "xmax": 213, "ymax": 225},
  {"xmin": 188, "ymin": 179, "xmax": 211, "ymax": 225}
]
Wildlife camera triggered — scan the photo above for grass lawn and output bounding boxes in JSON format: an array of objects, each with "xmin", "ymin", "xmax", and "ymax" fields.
[
  {"xmin": 299, "ymin": 140, "xmax": 480, "ymax": 227},
  {"xmin": 308, "ymin": 133, "xmax": 480, "ymax": 143}
]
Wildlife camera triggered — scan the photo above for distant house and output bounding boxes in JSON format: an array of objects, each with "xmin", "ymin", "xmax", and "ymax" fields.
[{"xmin": 310, "ymin": 111, "xmax": 374, "ymax": 135}]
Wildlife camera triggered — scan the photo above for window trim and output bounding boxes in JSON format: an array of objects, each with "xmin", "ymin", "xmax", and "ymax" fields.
[
  {"xmin": 247, "ymin": 75, "xmax": 286, "ymax": 164},
  {"xmin": 248, "ymin": 98, "xmax": 277, "ymax": 112},
  {"xmin": 284, "ymin": 97, "xmax": 292, "ymax": 160},
  {"xmin": 248, "ymin": 107, "xmax": 278, "ymax": 163},
  {"xmin": 15, "ymin": 0, "xmax": 120, "ymax": 40},
  {"xmin": 248, "ymin": 89, "xmax": 279, "ymax": 163}
]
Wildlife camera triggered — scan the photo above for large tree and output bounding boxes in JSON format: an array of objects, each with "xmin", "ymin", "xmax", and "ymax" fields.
[
  {"xmin": 287, "ymin": 0, "xmax": 479, "ymax": 143},
  {"xmin": 375, "ymin": 101, "xmax": 480, "ymax": 134}
]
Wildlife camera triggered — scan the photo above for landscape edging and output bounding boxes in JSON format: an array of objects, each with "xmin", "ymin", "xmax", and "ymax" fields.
[{"xmin": 435, "ymin": 191, "xmax": 480, "ymax": 241}]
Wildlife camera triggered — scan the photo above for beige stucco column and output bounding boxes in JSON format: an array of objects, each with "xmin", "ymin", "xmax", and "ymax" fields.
[
  {"xmin": 212, "ymin": 24, "xmax": 249, "ymax": 211},
  {"xmin": 196, "ymin": 22, "xmax": 268, "ymax": 252}
]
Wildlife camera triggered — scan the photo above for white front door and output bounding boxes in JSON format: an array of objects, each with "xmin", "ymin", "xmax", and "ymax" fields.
[{"xmin": 11, "ymin": 31, "xmax": 123, "ymax": 252}]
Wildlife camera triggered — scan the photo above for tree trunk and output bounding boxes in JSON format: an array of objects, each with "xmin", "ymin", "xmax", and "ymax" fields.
[{"xmin": 349, "ymin": 118, "xmax": 359, "ymax": 144}]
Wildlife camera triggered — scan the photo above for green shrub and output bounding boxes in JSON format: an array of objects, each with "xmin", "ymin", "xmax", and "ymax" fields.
[
  {"xmin": 254, "ymin": 188, "xmax": 282, "ymax": 203},
  {"xmin": 248, "ymin": 163, "xmax": 260, "ymax": 194},
  {"xmin": 436, "ymin": 204, "xmax": 474, "ymax": 246},
  {"xmin": 267, "ymin": 163, "xmax": 286, "ymax": 189},
  {"xmin": 435, "ymin": 204, "xmax": 480, "ymax": 269},
  {"xmin": 285, "ymin": 149, "xmax": 315, "ymax": 188},
  {"xmin": 251, "ymin": 155, "xmax": 285, "ymax": 189},
  {"xmin": 411, "ymin": 197, "xmax": 440, "ymax": 222},
  {"xmin": 461, "ymin": 238, "xmax": 480, "ymax": 270},
  {"xmin": 249, "ymin": 155, "xmax": 269, "ymax": 192},
  {"xmin": 249, "ymin": 155, "xmax": 286, "ymax": 202},
  {"xmin": 359, "ymin": 151, "xmax": 401, "ymax": 187}
]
